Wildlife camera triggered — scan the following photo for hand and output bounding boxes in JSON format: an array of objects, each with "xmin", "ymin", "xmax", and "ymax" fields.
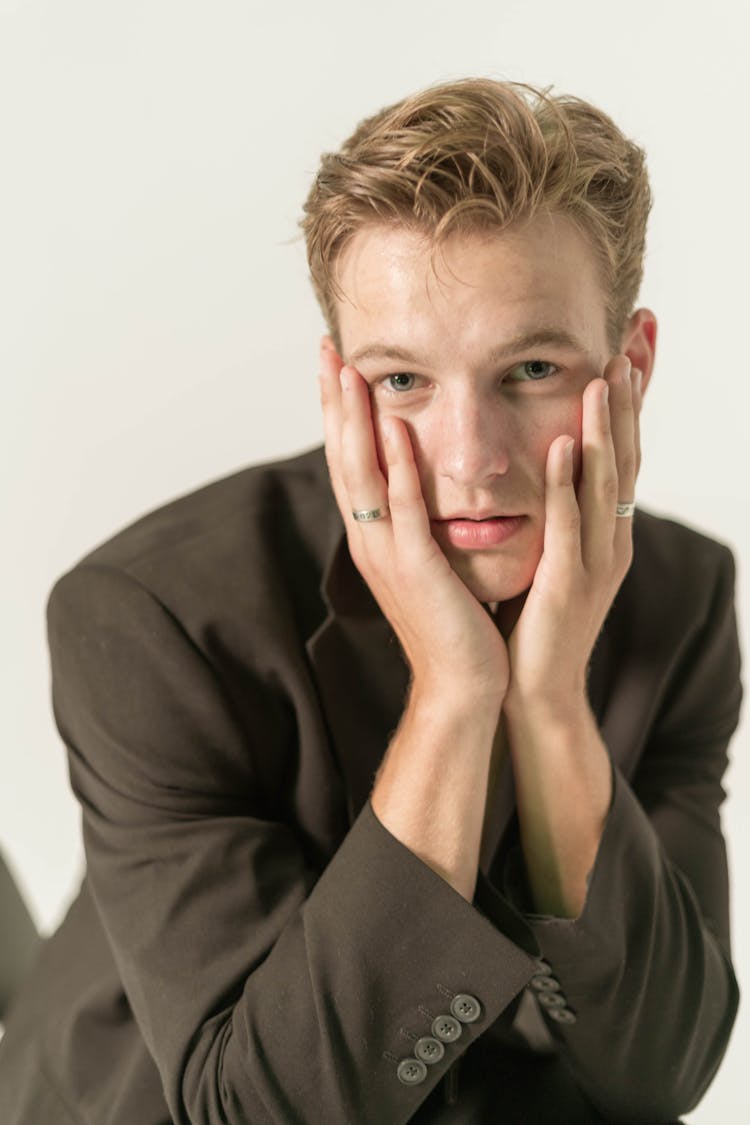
[
  {"xmin": 318, "ymin": 337, "xmax": 509, "ymax": 703},
  {"xmin": 502, "ymin": 355, "xmax": 643, "ymax": 717}
]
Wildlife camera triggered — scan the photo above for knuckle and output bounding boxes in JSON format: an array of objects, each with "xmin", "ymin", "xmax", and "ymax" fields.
[
  {"xmin": 339, "ymin": 437, "xmax": 363, "ymax": 484},
  {"xmin": 387, "ymin": 489, "xmax": 415, "ymax": 513},
  {"xmin": 620, "ymin": 451, "xmax": 637, "ymax": 480},
  {"xmin": 600, "ymin": 475, "xmax": 619, "ymax": 503},
  {"xmin": 341, "ymin": 457, "xmax": 363, "ymax": 493},
  {"xmin": 562, "ymin": 508, "xmax": 581, "ymax": 535}
]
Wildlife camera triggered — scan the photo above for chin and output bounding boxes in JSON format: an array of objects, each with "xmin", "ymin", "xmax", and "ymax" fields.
[{"xmin": 448, "ymin": 550, "xmax": 538, "ymax": 605}]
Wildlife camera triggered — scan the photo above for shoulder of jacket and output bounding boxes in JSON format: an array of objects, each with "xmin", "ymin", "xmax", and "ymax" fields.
[
  {"xmin": 46, "ymin": 445, "xmax": 338, "ymax": 630},
  {"xmin": 55, "ymin": 444, "xmax": 332, "ymax": 574},
  {"xmin": 633, "ymin": 504, "xmax": 736, "ymax": 581}
]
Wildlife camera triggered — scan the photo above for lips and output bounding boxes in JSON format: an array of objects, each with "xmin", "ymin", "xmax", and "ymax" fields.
[
  {"xmin": 432, "ymin": 514, "xmax": 527, "ymax": 549},
  {"xmin": 435, "ymin": 513, "xmax": 523, "ymax": 521}
]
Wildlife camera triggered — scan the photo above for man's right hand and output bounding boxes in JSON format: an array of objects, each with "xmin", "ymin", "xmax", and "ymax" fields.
[{"xmin": 318, "ymin": 336, "xmax": 509, "ymax": 705}]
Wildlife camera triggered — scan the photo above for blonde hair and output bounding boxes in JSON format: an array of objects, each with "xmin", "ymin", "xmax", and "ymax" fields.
[{"xmin": 298, "ymin": 77, "xmax": 652, "ymax": 356}]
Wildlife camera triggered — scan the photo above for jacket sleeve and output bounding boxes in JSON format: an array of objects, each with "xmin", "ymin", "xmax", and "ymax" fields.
[
  {"xmin": 474, "ymin": 542, "xmax": 744, "ymax": 1124},
  {"xmin": 46, "ymin": 562, "xmax": 538, "ymax": 1125}
]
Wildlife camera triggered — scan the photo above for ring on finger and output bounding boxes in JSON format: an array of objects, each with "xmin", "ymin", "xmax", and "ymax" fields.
[{"xmin": 352, "ymin": 505, "xmax": 390, "ymax": 522}]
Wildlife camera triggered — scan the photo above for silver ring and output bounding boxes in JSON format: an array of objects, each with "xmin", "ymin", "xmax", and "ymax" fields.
[
  {"xmin": 616, "ymin": 501, "xmax": 636, "ymax": 518},
  {"xmin": 352, "ymin": 506, "xmax": 389, "ymax": 522}
]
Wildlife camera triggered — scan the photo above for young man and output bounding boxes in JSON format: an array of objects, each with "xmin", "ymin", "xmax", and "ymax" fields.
[{"xmin": 0, "ymin": 79, "xmax": 742, "ymax": 1124}]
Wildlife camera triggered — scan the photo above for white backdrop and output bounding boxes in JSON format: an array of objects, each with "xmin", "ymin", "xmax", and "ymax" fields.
[{"xmin": 1, "ymin": 1, "xmax": 748, "ymax": 1119}]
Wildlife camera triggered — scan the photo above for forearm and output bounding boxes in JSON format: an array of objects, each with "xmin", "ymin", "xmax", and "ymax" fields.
[
  {"xmin": 371, "ymin": 682, "xmax": 504, "ymax": 902},
  {"xmin": 502, "ymin": 694, "xmax": 612, "ymax": 918}
]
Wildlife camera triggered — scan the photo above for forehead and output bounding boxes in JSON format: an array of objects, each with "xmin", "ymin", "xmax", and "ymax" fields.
[{"xmin": 335, "ymin": 213, "xmax": 606, "ymax": 360}]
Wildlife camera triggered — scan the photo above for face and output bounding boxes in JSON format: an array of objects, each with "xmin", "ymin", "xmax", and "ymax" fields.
[{"xmin": 334, "ymin": 212, "xmax": 620, "ymax": 605}]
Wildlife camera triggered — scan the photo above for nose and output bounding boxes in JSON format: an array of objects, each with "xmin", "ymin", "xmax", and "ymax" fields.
[{"xmin": 436, "ymin": 390, "xmax": 511, "ymax": 487}]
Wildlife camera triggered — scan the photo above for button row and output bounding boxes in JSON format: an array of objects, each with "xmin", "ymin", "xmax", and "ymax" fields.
[
  {"xmin": 529, "ymin": 958, "xmax": 577, "ymax": 1025},
  {"xmin": 396, "ymin": 993, "xmax": 481, "ymax": 1086}
]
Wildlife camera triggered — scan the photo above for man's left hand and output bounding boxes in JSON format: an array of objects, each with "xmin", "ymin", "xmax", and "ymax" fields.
[{"xmin": 501, "ymin": 354, "xmax": 643, "ymax": 718}]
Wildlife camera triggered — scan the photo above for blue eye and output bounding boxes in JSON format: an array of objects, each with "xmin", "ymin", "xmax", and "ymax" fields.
[
  {"xmin": 377, "ymin": 359, "xmax": 559, "ymax": 397},
  {"xmin": 508, "ymin": 360, "xmax": 559, "ymax": 382},
  {"xmin": 385, "ymin": 373, "xmax": 417, "ymax": 393}
]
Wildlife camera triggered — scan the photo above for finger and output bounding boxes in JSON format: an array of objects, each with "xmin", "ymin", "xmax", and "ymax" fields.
[
  {"xmin": 318, "ymin": 343, "xmax": 350, "ymax": 520},
  {"xmin": 540, "ymin": 433, "xmax": 582, "ymax": 583},
  {"xmin": 578, "ymin": 369, "xmax": 618, "ymax": 572},
  {"xmin": 632, "ymin": 367, "xmax": 643, "ymax": 478},
  {"xmin": 381, "ymin": 415, "xmax": 436, "ymax": 564},
  {"xmin": 609, "ymin": 359, "xmax": 636, "ymax": 499},
  {"xmin": 339, "ymin": 364, "xmax": 390, "ymax": 531},
  {"xmin": 607, "ymin": 358, "xmax": 637, "ymax": 561}
]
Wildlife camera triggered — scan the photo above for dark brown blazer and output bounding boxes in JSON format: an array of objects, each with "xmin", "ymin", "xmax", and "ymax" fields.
[{"xmin": 0, "ymin": 443, "xmax": 743, "ymax": 1124}]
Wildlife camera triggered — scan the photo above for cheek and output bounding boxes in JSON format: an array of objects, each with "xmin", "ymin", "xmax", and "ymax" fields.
[
  {"xmin": 529, "ymin": 402, "xmax": 585, "ymax": 480},
  {"xmin": 526, "ymin": 407, "xmax": 584, "ymax": 490}
]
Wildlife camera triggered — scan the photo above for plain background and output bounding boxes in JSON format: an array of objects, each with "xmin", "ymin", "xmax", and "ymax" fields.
[{"xmin": 1, "ymin": 0, "xmax": 747, "ymax": 1118}]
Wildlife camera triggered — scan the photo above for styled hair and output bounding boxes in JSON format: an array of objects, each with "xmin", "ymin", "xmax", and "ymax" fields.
[{"xmin": 297, "ymin": 77, "xmax": 652, "ymax": 356}]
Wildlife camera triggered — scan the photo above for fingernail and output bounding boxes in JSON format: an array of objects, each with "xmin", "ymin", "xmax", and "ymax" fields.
[
  {"xmin": 339, "ymin": 366, "xmax": 348, "ymax": 389},
  {"xmin": 633, "ymin": 368, "xmax": 643, "ymax": 393}
]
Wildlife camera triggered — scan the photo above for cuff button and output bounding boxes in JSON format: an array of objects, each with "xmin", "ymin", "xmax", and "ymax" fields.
[
  {"xmin": 431, "ymin": 1014, "xmax": 463, "ymax": 1042},
  {"xmin": 530, "ymin": 975, "xmax": 561, "ymax": 992},
  {"xmin": 414, "ymin": 1035, "xmax": 445, "ymax": 1064},
  {"xmin": 450, "ymin": 993, "xmax": 482, "ymax": 1023},
  {"xmin": 537, "ymin": 991, "xmax": 567, "ymax": 1009},
  {"xmin": 397, "ymin": 1057, "xmax": 428, "ymax": 1085},
  {"xmin": 548, "ymin": 1007, "xmax": 577, "ymax": 1024}
]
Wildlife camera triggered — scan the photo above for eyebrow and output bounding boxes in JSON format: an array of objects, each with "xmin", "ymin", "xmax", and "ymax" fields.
[{"xmin": 347, "ymin": 327, "xmax": 589, "ymax": 368}]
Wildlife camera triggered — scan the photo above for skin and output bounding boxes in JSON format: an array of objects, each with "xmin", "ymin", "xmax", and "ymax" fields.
[
  {"xmin": 318, "ymin": 211, "xmax": 657, "ymax": 915},
  {"xmin": 319, "ymin": 211, "xmax": 656, "ymax": 697}
]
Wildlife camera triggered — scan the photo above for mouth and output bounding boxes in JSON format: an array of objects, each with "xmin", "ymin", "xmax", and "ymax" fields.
[
  {"xmin": 430, "ymin": 514, "xmax": 527, "ymax": 549},
  {"xmin": 433, "ymin": 513, "xmax": 524, "ymax": 522}
]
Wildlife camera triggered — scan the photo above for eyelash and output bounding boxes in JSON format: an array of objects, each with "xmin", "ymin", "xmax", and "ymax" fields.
[{"xmin": 376, "ymin": 360, "xmax": 561, "ymax": 397}]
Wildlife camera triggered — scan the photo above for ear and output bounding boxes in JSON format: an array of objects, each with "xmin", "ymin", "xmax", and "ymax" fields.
[{"xmin": 620, "ymin": 309, "xmax": 657, "ymax": 394}]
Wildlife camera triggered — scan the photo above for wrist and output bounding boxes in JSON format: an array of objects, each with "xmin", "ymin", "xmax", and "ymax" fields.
[
  {"xmin": 408, "ymin": 676, "xmax": 505, "ymax": 721},
  {"xmin": 502, "ymin": 686, "xmax": 590, "ymax": 731}
]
